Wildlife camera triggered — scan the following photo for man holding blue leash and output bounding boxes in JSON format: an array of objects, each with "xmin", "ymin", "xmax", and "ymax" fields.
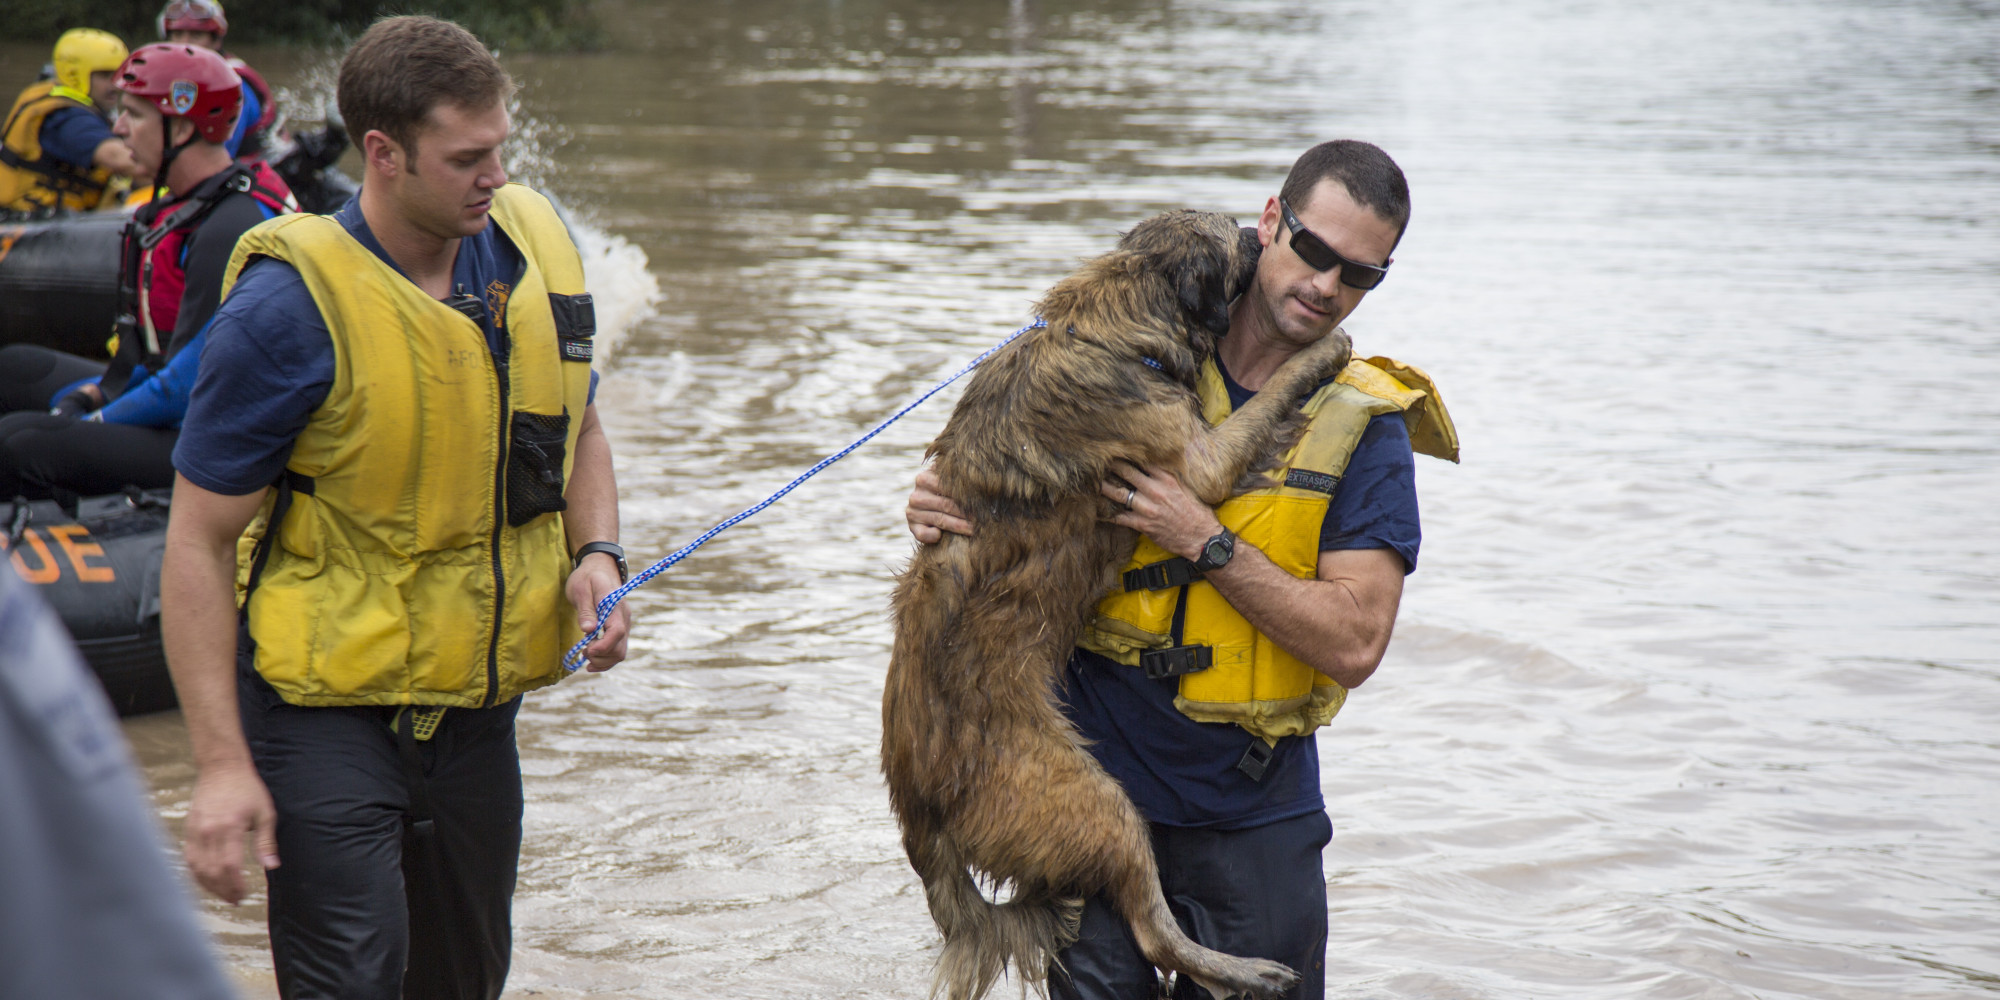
[
  {"xmin": 908, "ymin": 140, "xmax": 1459, "ymax": 998},
  {"xmin": 159, "ymin": 16, "xmax": 629, "ymax": 999}
]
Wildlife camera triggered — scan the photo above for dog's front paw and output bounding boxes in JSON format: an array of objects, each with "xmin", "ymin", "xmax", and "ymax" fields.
[
  {"xmin": 1299, "ymin": 325, "xmax": 1353, "ymax": 376},
  {"xmin": 1269, "ymin": 326, "xmax": 1352, "ymax": 392}
]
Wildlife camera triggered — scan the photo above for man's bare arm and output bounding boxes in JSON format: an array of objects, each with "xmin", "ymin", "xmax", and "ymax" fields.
[
  {"xmin": 908, "ymin": 459, "xmax": 1404, "ymax": 687},
  {"xmin": 561, "ymin": 403, "xmax": 630, "ymax": 672},
  {"xmin": 1102, "ymin": 460, "xmax": 1403, "ymax": 689},
  {"xmin": 160, "ymin": 473, "xmax": 278, "ymax": 903},
  {"xmin": 1198, "ymin": 545, "xmax": 1402, "ymax": 689}
]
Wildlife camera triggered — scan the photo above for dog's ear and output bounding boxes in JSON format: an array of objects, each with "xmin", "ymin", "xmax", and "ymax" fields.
[
  {"xmin": 1171, "ymin": 219, "xmax": 1241, "ymax": 339},
  {"xmin": 1233, "ymin": 225, "xmax": 1262, "ymax": 300}
]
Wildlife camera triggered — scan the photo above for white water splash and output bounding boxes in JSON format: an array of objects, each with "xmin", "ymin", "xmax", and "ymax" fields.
[{"xmin": 567, "ymin": 214, "xmax": 659, "ymax": 365}]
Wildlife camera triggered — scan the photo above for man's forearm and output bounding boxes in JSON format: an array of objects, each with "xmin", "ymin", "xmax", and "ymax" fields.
[
  {"xmin": 562, "ymin": 405, "xmax": 619, "ymax": 551},
  {"xmin": 160, "ymin": 513, "xmax": 255, "ymax": 770},
  {"xmin": 1202, "ymin": 544, "xmax": 1401, "ymax": 689}
]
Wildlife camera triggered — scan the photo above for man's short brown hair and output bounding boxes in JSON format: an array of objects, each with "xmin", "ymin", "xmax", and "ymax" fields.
[
  {"xmin": 337, "ymin": 15, "xmax": 514, "ymax": 158},
  {"xmin": 1279, "ymin": 140, "xmax": 1411, "ymax": 243}
]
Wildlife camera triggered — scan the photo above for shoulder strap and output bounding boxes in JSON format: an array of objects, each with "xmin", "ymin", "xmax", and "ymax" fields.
[{"xmin": 1352, "ymin": 356, "xmax": 1460, "ymax": 463}]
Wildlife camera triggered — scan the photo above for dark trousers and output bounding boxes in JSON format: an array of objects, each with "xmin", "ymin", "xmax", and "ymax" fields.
[
  {"xmin": 238, "ymin": 654, "xmax": 524, "ymax": 1000},
  {"xmin": 0, "ymin": 344, "xmax": 102, "ymax": 414},
  {"xmin": 0, "ymin": 411, "xmax": 178, "ymax": 500},
  {"xmin": 1049, "ymin": 811, "xmax": 1333, "ymax": 1000}
]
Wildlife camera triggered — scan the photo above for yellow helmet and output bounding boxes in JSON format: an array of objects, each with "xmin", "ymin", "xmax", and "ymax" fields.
[{"xmin": 52, "ymin": 28, "xmax": 130, "ymax": 96}]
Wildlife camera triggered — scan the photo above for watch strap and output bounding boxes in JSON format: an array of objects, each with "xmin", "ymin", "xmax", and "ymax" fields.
[
  {"xmin": 572, "ymin": 541, "xmax": 628, "ymax": 583},
  {"xmin": 1190, "ymin": 528, "xmax": 1236, "ymax": 572}
]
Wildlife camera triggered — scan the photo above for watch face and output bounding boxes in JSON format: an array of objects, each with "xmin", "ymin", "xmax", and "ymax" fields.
[{"xmin": 1204, "ymin": 538, "xmax": 1230, "ymax": 565}]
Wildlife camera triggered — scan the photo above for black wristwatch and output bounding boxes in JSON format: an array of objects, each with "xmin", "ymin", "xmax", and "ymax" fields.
[
  {"xmin": 1190, "ymin": 528, "xmax": 1236, "ymax": 573},
  {"xmin": 572, "ymin": 541, "xmax": 628, "ymax": 583}
]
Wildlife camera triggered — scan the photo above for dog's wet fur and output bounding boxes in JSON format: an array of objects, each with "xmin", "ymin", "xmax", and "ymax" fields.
[{"xmin": 883, "ymin": 209, "xmax": 1353, "ymax": 999}]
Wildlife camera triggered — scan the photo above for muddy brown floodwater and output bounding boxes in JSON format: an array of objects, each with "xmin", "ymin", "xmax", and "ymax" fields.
[{"xmin": 5, "ymin": 0, "xmax": 1994, "ymax": 995}]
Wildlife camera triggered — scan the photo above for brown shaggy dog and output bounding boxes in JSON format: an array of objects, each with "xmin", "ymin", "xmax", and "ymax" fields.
[{"xmin": 882, "ymin": 210, "xmax": 1353, "ymax": 1000}]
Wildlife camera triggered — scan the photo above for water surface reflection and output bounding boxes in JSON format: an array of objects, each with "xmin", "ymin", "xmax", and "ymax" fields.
[{"xmin": 97, "ymin": 0, "xmax": 2000, "ymax": 995}]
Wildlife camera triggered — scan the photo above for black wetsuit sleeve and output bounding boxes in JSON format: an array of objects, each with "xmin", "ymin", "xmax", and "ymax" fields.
[{"xmin": 165, "ymin": 193, "xmax": 272, "ymax": 361}]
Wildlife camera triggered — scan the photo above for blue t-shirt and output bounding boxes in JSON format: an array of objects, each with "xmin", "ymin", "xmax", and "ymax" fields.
[
  {"xmin": 174, "ymin": 196, "xmax": 597, "ymax": 495},
  {"xmin": 224, "ymin": 82, "xmax": 259, "ymax": 158},
  {"xmin": 38, "ymin": 105, "xmax": 111, "ymax": 168},
  {"xmin": 1059, "ymin": 355, "xmax": 1422, "ymax": 830}
]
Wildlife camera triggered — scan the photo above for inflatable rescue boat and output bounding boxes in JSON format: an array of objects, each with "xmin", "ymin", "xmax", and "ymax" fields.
[
  {"xmin": 0, "ymin": 124, "xmax": 356, "ymax": 358},
  {"xmin": 4, "ymin": 490, "xmax": 175, "ymax": 715}
]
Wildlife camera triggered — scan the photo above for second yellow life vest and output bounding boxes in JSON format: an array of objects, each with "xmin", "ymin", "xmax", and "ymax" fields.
[
  {"xmin": 0, "ymin": 82, "xmax": 112, "ymax": 212},
  {"xmin": 1077, "ymin": 353, "xmax": 1459, "ymax": 742},
  {"xmin": 223, "ymin": 184, "xmax": 597, "ymax": 708}
]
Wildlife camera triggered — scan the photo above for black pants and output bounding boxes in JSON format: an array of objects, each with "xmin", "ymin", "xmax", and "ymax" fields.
[
  {"xmin": 238, "ymin": 651, "xmax": 524, "ymax": 1000},
  {"xmin": 0, "ymin": 344, "xmax": 103, "ymax": 414},
  {"xmin": 1049, "ymin": 811, "xmax": 1333, "ymax": 1000},
  {"xmin": 0, "ymin": 411, "xmax": 178, "ymax": 501}
]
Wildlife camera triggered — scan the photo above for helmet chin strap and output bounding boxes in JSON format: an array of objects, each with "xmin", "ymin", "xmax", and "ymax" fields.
[{"xmin": 151, "ymin": 119, "xmax": 200, "ymax": 203}]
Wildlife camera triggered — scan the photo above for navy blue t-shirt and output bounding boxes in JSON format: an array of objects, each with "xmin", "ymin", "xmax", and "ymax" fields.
[
  {"xmin": 175, "ymin": 196, "xmax": 596, "ymax": 495},
  {"xmin": 1059, "ymin": 354, "xmax": 1421, "ymax": 830},
  {"xmin": 39, "ymin": 105, "xmax": 112, "ymax": 168}
]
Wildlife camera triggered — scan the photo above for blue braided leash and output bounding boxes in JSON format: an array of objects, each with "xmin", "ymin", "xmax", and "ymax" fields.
[{"xmin": 562, "ymin": 317, "xmax": 1048, "ymax": 672}]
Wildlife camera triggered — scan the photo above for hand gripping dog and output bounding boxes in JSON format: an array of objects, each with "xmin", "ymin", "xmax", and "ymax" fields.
[{"xmin": 883, "ymin": 210, "xmax": 1353, "ymax": 1000}]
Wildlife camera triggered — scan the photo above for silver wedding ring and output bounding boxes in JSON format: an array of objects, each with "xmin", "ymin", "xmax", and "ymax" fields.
[{"xmin": 1124, "ymin": 486, "xmax": 1137, "ymax": 507}]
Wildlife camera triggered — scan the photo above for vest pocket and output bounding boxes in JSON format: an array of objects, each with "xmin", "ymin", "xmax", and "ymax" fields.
[
  {"xmin": 506, "ymin": 410, "xmax": 570, "ymax": 527},
  {"xmin": 550, "ymin": 293, "xmax": 595, "ymax": 362}
]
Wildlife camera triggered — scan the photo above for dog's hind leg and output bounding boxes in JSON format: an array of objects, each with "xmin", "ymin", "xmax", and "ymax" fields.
[
  {"xmin": 908, "ymin": 818, "xmax": 1081, "ymax": 1000},
  {"xmin": 1084, "ymin": 786, "xmax": 1299, "ymax": 1000},
  {"xmin": 1177, "ymin": 328, "xmax": 1353, "ymax": 505}
]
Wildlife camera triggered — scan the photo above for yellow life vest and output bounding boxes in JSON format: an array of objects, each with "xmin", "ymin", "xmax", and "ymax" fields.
[
  {"xmin": 0, "ymin": 82, "xmax": 112, "ymax": 212},
  {"xmin": 1077, "ymin": 353, "xmax": 1459, "ymax": 742},
  {"xmin": 222, "ymin": 184, "xmax": 597, "ymax": 708}
]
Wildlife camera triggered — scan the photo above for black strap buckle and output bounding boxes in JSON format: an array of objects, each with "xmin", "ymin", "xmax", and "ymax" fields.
[
  {"xmin": 1123, "ymin": 557, "xmax": 1203, "ymax": 592},
  {"xmin": 446, "ymin": 285, "xmax": 486, "ymax": 323},
  {"xmin": 1140, "ymin": 644, "xmax": 1211, "ymax": 679},
  {"xmin": 1237, "ymin": 740, "xmax": 1276, "ymax": 782}
]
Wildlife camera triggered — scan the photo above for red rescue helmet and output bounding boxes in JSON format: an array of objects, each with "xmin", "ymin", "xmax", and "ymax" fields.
[
  {"xmin": 116, "ymin": 42, "xmax": 242, "ymax": 145},
  {"xmin": 157, "ymin": 0, "xmax": 228, "ymax": 40}
]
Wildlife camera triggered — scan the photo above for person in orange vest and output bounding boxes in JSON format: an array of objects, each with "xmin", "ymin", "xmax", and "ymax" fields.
[{"xmin": 0, "ymin": 28, "xmax": 143, "ymax": 213}]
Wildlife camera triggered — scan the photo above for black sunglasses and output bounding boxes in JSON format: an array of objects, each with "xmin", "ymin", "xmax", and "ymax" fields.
[{"xmin": 1279, "ymin": 198, "xmax": 1392, "ymax": 290}]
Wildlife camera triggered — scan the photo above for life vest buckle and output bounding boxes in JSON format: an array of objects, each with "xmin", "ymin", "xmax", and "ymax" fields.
[
  {"xmin": 1236, "ymin": 740, "xmax": 1276, "ymax": 782},
  {"xmin": 1140, "ymin": 644, "xmax": 1211, "ymax": 679},
  {"xmin": 1123, "ymin": 557, "xmax": 1203, "ymax": 592}
]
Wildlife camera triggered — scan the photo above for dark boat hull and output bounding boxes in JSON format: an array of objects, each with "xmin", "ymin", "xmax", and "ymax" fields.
[
  {"xmin": 5, "ymin": 491, "xmax": 175, "ymax": 716},
  {"xmin": 0, "ymin": 149, "xmax": 357, "ymax": 359},
  {"xmin": 0, "ymin": 212, "xmax": 124, "ymax": 358}
]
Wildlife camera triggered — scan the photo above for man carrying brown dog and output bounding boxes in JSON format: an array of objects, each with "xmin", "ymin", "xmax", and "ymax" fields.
[{"xmin": 907, "ymin": 139, "xmax": 1457, "ymax": 998}]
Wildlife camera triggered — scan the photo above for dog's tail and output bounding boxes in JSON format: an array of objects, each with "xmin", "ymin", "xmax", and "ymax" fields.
[{"xmin": 913, "ymin": 828, "xmax": 1082, "ymax": 1000}]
